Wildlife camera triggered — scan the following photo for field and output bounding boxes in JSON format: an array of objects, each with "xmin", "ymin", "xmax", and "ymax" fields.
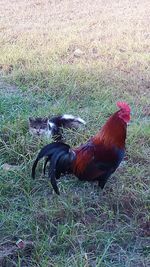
[{"xmin": 0, "ymin": 0, "xmax": 150, "ymax": 266}]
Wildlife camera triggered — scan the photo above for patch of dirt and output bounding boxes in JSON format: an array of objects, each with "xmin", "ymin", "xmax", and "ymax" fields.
[
  {"xmin": 0, "ymin": 79, "xmax": 19, "ymax": 94},
  {"xmin": 0, "ymin": 240, "xmax": 34, "ymax": 267},
  {"xmin": 138, "ymin": 221, "xmax": 150, "ymax": 237},
  {"xmin": 142, "ymin": 105, "xmax": 150, "ymax": 117},
  {"xmin": 1, "ymin": 163, "xmax": 20, "ymax": 171},
  {"xmin": 111, "ymin": 192, "xmax": 138, "ymax": 218},
  {"xmin": 0, "ymin": 64, "xmax": 13, "ymax": 74},
  {"xmin": 131, "ymin": 156, "xmax": 149, "ymax": 165}
]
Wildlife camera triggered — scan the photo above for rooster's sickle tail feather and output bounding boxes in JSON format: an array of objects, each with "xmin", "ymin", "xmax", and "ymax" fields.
[{"xmin": 32, "ymin": 142, "xmax": 76, "ymax": 194}]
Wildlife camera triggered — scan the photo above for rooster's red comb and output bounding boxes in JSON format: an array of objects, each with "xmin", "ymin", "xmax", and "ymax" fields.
[{"xmin": 117, "ymin": 101, "xmax": 131, "ymax": 113}]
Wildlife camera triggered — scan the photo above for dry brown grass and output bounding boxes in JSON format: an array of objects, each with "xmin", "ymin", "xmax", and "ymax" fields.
[{"xmin": 1, "ymin": 0, "xmax": 150, "ymax": 105}]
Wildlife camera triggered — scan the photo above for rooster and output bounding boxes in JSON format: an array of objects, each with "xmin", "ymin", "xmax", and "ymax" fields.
[{"xmin": 32, "ymin": 101, "xmax": 131, "ymax": 195}]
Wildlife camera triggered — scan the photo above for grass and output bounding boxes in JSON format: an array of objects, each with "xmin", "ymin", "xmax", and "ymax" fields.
[{"xmin": 0, "ymin": 0, "xmax": 150, "ymax": 266}]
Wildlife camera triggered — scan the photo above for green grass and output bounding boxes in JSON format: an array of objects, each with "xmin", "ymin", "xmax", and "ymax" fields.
[{"xmin": 0, "ymin": 0, "xmax": 150, "ymax": 266}]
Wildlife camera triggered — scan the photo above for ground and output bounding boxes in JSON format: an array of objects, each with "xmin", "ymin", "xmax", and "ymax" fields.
[{"xmin": 0, "ymin": 0, "xmax": 150, "ymax": 266}]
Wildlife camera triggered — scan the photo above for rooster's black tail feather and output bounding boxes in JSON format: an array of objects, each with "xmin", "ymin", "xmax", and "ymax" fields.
[
  {"xmin": 32, "ymin": 142, "xmax": 70, "ymax": 178},
  {"xmin": 32, "ymin": 142, "xmax": 76, "ymax": 194}
]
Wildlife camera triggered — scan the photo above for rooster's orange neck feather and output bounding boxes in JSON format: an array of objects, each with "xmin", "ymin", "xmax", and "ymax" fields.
[{"xmin": 92, "ymin": 113, "xmax": 127, "ymax": 149}]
